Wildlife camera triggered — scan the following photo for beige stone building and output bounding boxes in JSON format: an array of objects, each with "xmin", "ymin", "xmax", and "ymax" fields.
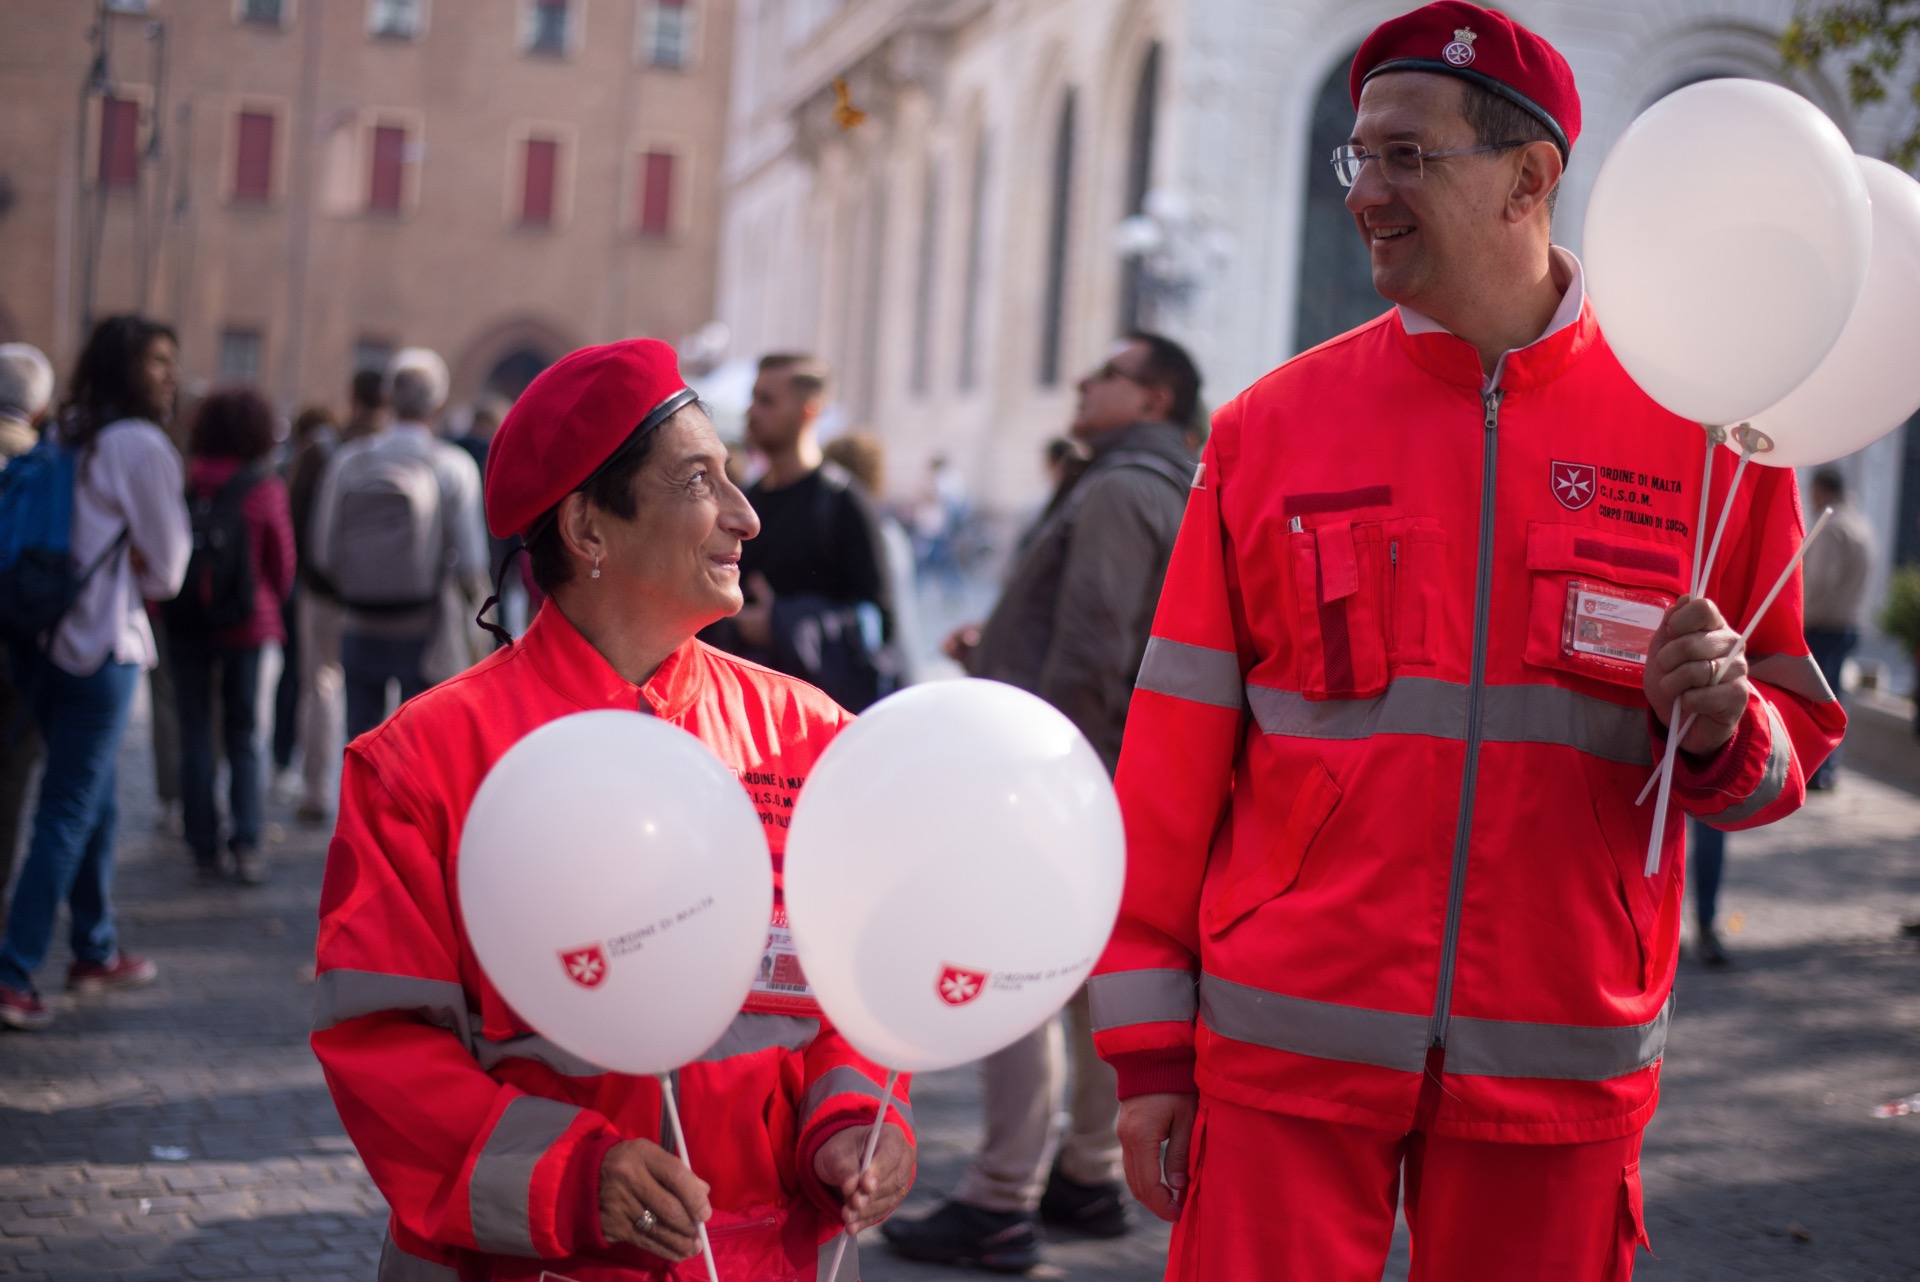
[
  {"xmin": 718, "ymin": 0, "xmax": 1920, "ymax": 677},
  {"xmin": 0, "ymin": 0, "xmax": 732, "ymax": 416}
]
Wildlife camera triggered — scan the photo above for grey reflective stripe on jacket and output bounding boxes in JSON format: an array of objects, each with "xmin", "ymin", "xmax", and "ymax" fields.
[
  {"xmin": 469, "ymin": 1096, "xmax": 584, "ymax": 1256},
  {"xmin": 1748, "ymin": 652, "xmax": 1836, "ymax": 705},
  {"xmin": 470, "ymin": 1012, "xmax": 821, "ymax": 1079},
  {"xmin": 312, "ymin": 969, "xmax": 473, "ymax": 1047},
  {"xmin": 1198, "ymin": 974, "xmax": 1671, "ymax": 1081},
  {"xmin": 1247, "ymin": 678, "xmax": 1654, "ymax": 766},
  {"xmin": 377, "ymin": 1232, "xmax": 458, "ymax": 1282},
  {"xmin": 1087, "ymin": 968, "xmax": 1198, "ymax": 1031},
  {"xmin": 1688, "ymin": 698, "xmax": 1793, "ymax": 826},
  {"xmin": 820, "ymin": 1232, "xmax": 860, "ymax": 1280},
  {"xmin": 1136, "ymin": 637, "xmax": 1243, "ymax": 711},
  {"xmin": 798, "ymin": 1065, "xmax": 914, "ymax": 1131}
]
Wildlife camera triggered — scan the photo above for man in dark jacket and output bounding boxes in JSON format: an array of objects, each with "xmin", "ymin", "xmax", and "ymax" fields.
[
  {"xmin": 884, "ymin": 332, "xmax": 1201, "ymax": 1270},
  {"xmin": 702, "ymin": 353, "xmax": 895, "ymax": 709}
]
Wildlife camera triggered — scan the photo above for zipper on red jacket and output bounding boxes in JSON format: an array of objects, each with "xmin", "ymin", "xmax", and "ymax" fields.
[{"xmin": 1429, "ymin": 386, "xmax": 1503, "ymax": 1050}]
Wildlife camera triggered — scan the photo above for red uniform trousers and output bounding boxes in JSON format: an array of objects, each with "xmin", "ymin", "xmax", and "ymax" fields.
[{"xmin": 1168, "ymin": 1057, "xmax": 1651, "ymax": 1281}]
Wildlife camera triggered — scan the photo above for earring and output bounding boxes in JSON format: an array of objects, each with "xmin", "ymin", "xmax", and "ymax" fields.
[{"xmin": 590, "ymin": 556, "xmax": 602, "ymax": 580}]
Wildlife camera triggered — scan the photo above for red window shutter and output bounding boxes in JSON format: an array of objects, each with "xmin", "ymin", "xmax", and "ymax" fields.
[
  {"xmin": 522, "ymin": 138, "xmax": 558, "ymax": 226},
  {"xmin": 99, "ymin": 97, "xmax": 140, "ymax": 188},
  {"xmin": 369, "ymin": 125, "xmax": 407, "ymax": 212},
  {"xmin": 234, "ymin": 111, "xmax": 275, "ymax": 202},
  {"xmin": 640, "ymin": 151, "xmax": 674, "ymax": 236}
]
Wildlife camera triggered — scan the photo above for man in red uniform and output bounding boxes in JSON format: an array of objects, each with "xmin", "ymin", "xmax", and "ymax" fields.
[
  {"xmin": 1090, "ymin": 4, "xmax": 1843, "ymax": 1278},
  {"xmin": 312, "ymin": 339, "xmax": 914, "ymax": 1281}
]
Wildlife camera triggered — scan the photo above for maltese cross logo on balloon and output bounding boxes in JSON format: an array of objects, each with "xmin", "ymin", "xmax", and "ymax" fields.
[
  {"xmin": 1551, "ymin": 461, "xmax": 1596, "ymax": 510},
  {"xmin": 937, "ymin": 964, "xmax": 990, "ymax": 1007},
  {"xmin": 558, "ymin": 944, "xmax": 608, "ymax": 989}
]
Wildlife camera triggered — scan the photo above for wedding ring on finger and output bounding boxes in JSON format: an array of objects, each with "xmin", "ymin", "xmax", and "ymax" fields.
[{"xmin": 634, "ymin": 1207, "xmax": 658, "ymax": 1236}]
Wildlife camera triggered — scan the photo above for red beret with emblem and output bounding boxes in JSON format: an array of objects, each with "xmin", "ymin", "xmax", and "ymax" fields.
[
  {"xmin": 1350, "ymin": 1, "xmax": 1581, "ymax": 155},
  {"xmin": 483, "ymin": 338, "xmax": 697, "ymax": 539}
]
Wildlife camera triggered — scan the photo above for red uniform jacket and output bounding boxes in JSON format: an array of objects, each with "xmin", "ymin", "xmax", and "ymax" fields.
[
  {"xmin": 1091, "ymin": 300, "xmax": 1841, "ymax": 1145},
  {"xmin": 312, "ymin": 605, "xmax": 912, "ymax": 1281}
]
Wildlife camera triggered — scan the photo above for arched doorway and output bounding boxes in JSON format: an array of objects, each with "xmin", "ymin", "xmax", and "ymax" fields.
[
  {"xmin": 484, "ymin": 347, "xmax": 552, "ymax": 400},
  {"xmin": 1293, "ymin": 45, "xmax": 1381, "ymax": 354}
]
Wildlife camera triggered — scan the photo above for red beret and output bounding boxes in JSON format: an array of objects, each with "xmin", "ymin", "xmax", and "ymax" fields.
[
  {"xmin": 484, "ymin": 338, "xmax": 695, "ymax": 539},
  {"xmin": 1351, "ymin": 1, "xmax": 1580, "ymax": 155}
]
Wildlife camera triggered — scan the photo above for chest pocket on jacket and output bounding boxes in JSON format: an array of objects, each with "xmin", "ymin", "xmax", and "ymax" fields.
[
  {"xmin": 1289, "ymin": 515, "xmax": 1443, "ymax": 699},
  {"xmin": 1521, "ymin": 523, "xmax": 1684, "ymax": 688}
]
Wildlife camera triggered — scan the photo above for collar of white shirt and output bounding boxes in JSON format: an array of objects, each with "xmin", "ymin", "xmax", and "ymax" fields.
[{"xmin": 1398, "ymin": 245, "xmax": 1586, "ymax": 389}]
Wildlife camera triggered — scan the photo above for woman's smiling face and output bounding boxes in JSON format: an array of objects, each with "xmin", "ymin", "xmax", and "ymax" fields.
[{"xmin": 592, "ymin": 408, "xmax": 761, "ymax": 636}]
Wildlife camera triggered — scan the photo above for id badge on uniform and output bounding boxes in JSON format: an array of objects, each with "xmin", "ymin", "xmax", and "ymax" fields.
[
  {"xmin": 1561, "ymin": 579, "xmax": 1669, "ymax": 677},
  {"xmin": 742, "ymin": 905, "xmax": 820, "ymax": 1017}
]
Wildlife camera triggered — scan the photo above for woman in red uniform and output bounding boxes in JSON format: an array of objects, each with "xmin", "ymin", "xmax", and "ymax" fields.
[{"xmin": 311, "ymin": 339, "xmax": 914, "ymax": 1282}]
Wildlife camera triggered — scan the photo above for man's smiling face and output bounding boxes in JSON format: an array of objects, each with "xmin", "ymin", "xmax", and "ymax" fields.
[{"xmin": 1344, "ymin": 72, "xmax": 1516, "ymax": 317}]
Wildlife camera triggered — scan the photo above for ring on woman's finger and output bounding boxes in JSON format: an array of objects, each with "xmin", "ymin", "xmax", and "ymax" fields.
[
  {"xmin": 1706, "ymin": 657, "xmax": 1719, "ymax": 685},
  {"xmin": 634, "ymin": 1207, "xmax": 658, "ymax": 1235}
]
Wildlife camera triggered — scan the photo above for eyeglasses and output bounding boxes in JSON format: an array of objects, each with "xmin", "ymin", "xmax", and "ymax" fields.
[
  {"xmin": 1089, "ymin": 360, "xmax": 1147, "ymax": 385},
  {"xmin": 1330, "ymin": 140, "xmax": 1528, "ymax": 187}
]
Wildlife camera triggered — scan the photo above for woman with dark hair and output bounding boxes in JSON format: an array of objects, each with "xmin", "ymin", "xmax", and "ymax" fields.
[
  {"xmin": 164, "ymin": 387, "xmax": 295, "ymax": 885},
  {"xmin": 312, "ymin": 340, "xmax": 915, "ymax": 1280},
  {"xmin": 0, "ymin": 314, "xmax": 190, "ymax": 1031}
]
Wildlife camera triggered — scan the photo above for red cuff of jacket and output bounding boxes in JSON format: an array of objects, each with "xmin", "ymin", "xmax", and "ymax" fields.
[
  {"xmin": 1647, "ymin": 703, "xmax": 1756, "ymax": 798},
  {"xmin": 1109, "ymin": 1047, "xmax": 1198, "ymax": 1099},
  {"xmin": 569, "ymin": 1130, "xmax": 626, "ymax": 1253}
]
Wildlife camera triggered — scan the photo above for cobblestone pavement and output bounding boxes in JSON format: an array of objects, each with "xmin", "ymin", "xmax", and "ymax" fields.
[{"xmin": 1, "ymin": 679, "xmax": 1916, "ymax": 1281}]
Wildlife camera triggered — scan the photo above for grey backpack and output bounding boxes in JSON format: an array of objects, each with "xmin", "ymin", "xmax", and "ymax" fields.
[{"xmin": 330, "ymin": 448, "xmax": 446, "ymax": 611}]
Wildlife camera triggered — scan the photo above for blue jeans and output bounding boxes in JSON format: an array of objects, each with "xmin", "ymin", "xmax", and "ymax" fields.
[
  {"xmin": 1688, "ymin": 817, "xmax": 1726, "ymax": 935},
  {"xmin": 1803, "ymin": 627, "xmax": 1858, "ymax": 787},
  {"xmin": 171, "ymin": 638, "xmax": 265, "ymax": 867},
  {"xmin": 0, "ymin": 649, "xmax": 140, "ymax": 992},
  {"xmin": 341, "ymin": 632, "xmax": 430, "ymax": 742}
]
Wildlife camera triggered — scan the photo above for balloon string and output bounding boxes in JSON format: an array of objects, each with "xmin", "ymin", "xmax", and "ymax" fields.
[
  {"xmin": 823, "ymin": 1067, "xmax": 901, "ymax": 1282},
  {"xmin": 1651, "ymin": 435, "xmax": 1758, "ymax": 875},
  {"xmin": 1688, "ymin": 425, "xmax": 1719, "ymax": 596},
  {"xmin": 1636, "ymin": 507, "xmax": 1834, "ymax": 805},
  {"xmin": 658, "ymin": 1073, "xmax": 722, "ymax": 1282}
]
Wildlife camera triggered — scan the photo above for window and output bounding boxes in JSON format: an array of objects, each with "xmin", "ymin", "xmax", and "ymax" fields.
[
  {"xmin": 233, "ymin": 111, "xmax": 276, "ymax": 203},
  {"xmin": 368, "ymin": 124, "xmax": 408, "ymax": 213},
  {"xmin": 369, "ymin": 0, "xmax": 425, "ymax": 38},
  {"xmin": 524, "ymin": 0, "xmax": 572, "ymax": 55},
  {"xmin": 105, "ymin": 0, "xmax": 149, "ymax": 12},
  {"xmin": 637, "ymin": 149, "xmax": 674, "ymax": 236},
  {"xmin": 1039, "ymin": 89, "xmax": 1077, "ymax": 387},
  {"xmin": 958, "ymin": 129, "xmax": 990, "ymax": 391},
  {"xmin": 238, "ymin": 0, "xmax": 288, "ymax": 26},
  {"xmin": 1118, "ymin": 43, "xmax": 1160, "ymax": 331},
  {"xmin": 353, "ymin": 337, "xmax": 396, "ymax": 372},
  {"xmin": 98, "ymin": 96, "xmax": 141, "ymax": 189},
  {"xmin": 910, "ymin": 162, "xmax": 941, "ymax": 396},
  {"xmin": 219, "ymin": 329, "xmax": 263, "ymax": 385},
  {"xmin": 642, "ymin": 0, "xmax": 696, "ymax": 68},
  {"xmin": 521, "ymin": 137, "xmax": 560, "ymax": 226}
]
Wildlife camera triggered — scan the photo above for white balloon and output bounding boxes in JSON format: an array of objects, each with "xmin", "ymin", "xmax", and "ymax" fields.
[
  {"xmin": 1738, "ymin": 157, "xmax": 1920, "ymax": 467},
  {"xmin": 1584, "ymin": 79, "xmax": 1871, "ymax": 425},
  {"xmin": 458, "ymin": 711, "xmax": 772, "ymax": 1076},
  {"xmin": 784, "ymin": 681, "xmax": 1125, "ymax": 1073}
]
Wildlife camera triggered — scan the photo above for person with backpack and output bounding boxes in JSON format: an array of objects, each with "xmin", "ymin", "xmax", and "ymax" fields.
[
  {"xmin": 308, "ymin": 348, "xmax": 485, "ymax": 740},
  {"xmin": 0, "ymin": 315, "xmax": 190, "ymax": 1031},
  {"xmin": 884, "ymin": 332, "xmax": 1201, "ymax": 1271},
  {"xmin": 163, "ymin": 388, "xmax": 295, "ymax": 886},
  {"xmin": 0, "ymin": 342, "xmax": 56, "ymax": 922}
]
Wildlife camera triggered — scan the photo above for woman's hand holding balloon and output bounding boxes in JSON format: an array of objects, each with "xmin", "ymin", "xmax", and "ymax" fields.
[
  {"xmin": 598, "ymin": 1139, "xmax": 712, "ymax": 1262},
  {"xmin": 814, "ymin": 1122, "xmax": 915, "ymax": 1233}
]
